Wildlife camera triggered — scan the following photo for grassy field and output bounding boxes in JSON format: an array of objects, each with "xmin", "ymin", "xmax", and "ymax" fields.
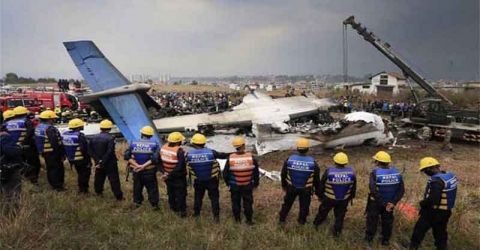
[{"xmin": 1, "ymin": 139, "xmax": 479, "ymax": 250}]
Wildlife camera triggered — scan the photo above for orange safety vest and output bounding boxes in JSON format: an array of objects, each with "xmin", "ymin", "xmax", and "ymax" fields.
[
  {"xmin": 160, "ymin": 145, "xmax": 180, "ymax": 173},
  {"xmin": 228, "ymin": 152, "xmax": 255, "ymax": 186}
]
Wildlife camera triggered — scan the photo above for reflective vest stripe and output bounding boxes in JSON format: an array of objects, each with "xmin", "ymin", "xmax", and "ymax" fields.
[
  {"xmin": 160, "ymin": 145, "xmax": 180, "ymax": 173},
  {"xmin": 427, "ymin": 172, "xmax": 458, "ymax": 210},
  {"xmin": 326, "ymin": 167, "xmax": 355, "ymax": 200},
  {"xmin": 228, "ymin": 153, "xmax": 255, "ymax": 186}
]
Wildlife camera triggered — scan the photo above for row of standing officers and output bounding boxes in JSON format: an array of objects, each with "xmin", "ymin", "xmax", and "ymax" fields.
[{"xmin": 1, "ymin": 108, "xmax": 458, "ymax": 250}]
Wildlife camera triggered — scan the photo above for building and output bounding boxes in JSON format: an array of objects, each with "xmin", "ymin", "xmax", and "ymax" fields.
[{"xmin": 348, "ymin": 71, "xmax": 406, "ymax": 96}]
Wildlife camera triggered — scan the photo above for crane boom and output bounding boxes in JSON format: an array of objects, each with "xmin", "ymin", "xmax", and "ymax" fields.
[{"xmin": 343, "ymin": 15, "xmax": 452, "ymax": 105}]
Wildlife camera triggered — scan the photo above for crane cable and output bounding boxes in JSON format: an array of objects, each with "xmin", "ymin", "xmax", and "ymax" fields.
[{"xmin": 343, "ymin": 23, "xmax": 348, "ymax": 83}]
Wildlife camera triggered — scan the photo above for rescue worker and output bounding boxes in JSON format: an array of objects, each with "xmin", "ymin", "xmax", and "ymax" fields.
[
  {"xmin": 421, "ymin": 124, "xmax": 432, "ymax": 148},
  {"xmin": 61, "ymin": 110, "xmax": 72, "ymax": 124},
  {"xmin": 61, "ymin": 118, "xmax": 91, "ymax": 194},
  {"xmin": 159, "ymin": 132, "xmax": 187, "ymax": 217},
  {"xmin": 54, "ymin": 106, "xmax": 62, "ymax": 123},
  {"xmin": 0, "ymin": 130, "xmax": 23, "ymax": 214},
  {"xmin": 89, "ymin": 119, "xmax": 123, "ymax": 200},
  {"xmin": 35, "ymin": 110, "xmax": 66, "ymax": 191},
  {"xmin": 313, "ymin": 152, "xmax": 356, "ymax": 236},
  {"xmin": 5, "ymin": 106, "xmax": 42, "ymax": 184},
  {"xmin": 2, "ymin": 110, "xmax": 16, "ymax": 127},
  {"xmin": 441, "ymin": 127, "xmax": 453, "ymax": 151},
  {"xmin": 124, "ymin": 126, "xmax": 160, "ymax": 210},
  {"xmin": 186, "ymin": 133, "xmax": 230, "ymax": 221},
  {"xmin": 279, "ymin": 138, "xmax": 320, "ymax": 225},
  {"xmin": 223, "ymin": 137, "xmax": 259, "ymax": 225},
  {"xmin": 409, "ymin": 157, "xmax": 458, "ymax": 250},
  {"xmin": 365, "ymin": 151, "xmax": 405, "ymax": 246}
]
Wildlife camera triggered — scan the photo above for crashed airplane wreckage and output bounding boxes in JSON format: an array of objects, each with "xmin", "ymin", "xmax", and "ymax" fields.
[{"xmin": 62, "ymin": 41, "xmax": 393, "ymax": 158}]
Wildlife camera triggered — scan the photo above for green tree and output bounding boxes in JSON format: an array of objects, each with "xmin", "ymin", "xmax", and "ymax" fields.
[
  {"xmin": 6, "ymin": 72, "xmax": 19, "ymax": 83},
  {"xmin": 191, "ymin": 80, "xmax": 198, "ymax": 85}
]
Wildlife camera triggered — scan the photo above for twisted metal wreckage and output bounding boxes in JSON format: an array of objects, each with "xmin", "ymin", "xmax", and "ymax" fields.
[{"xmin": 59, "ymin": 41, "xmax": 394, "ymax": 181}]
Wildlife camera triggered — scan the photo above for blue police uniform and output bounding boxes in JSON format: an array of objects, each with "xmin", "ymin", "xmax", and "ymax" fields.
[
  {"xmin": 314, "ymin": 166, "xmax": 356, "ymax": 235},
  {"xmin": 35, "ymin": 123, "xmax": 66, "ymax": 190},
  {"xmin": 5, "ymin": 117, "xmax": 41, "ymax": 183},
  {"xmin": 411, "ymin": 171, "xmax": 458, "ymax": 250},
  {"xmin": 187, "ymin": 147, "xmax": 229, "ymax": 219},
  {"xmin": 279, "ymin": 154, "xmax": 320, "ymax": 224},
  {"xmin": 124, "ymin": 139, "xmax": 159, "ymax": 207},
  {"xmin": 62, "ymin": 130, "xmax": 91, "ymax": 193},
  {"xmin": 366, "ymin": 167, "xmax": 405, "ymax": 244}
]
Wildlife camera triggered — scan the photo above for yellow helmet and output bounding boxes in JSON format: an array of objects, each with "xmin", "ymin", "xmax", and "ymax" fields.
[
  {"xmin": 333, "ymin": 152, "xmax": 349, "ymax": 165},
  {"xmin": 39, "ymin": 110, "xmax": 58, "ymax": 119},
  {"xmin": 140, "ymin": 126, "xmax": 155, "ymax": 136},
  {"xmin": 13, "ymin": 106, "xmax": 28, "ymax": 115},
  {"xmin": 99, "ymin": 119, "xmax": 113, "ymax": 129},
  {"xmin": 68, "ymin": 118, "xmax": 85, "ymax": 129},
  {"xmin": 419, "ymin": 157, "xmax": 440, "ymax": 171},
  {"xmin": 167, "ymin": 132, "xmax": 185, "ymax": 143},
  {"xmin": 232, "ymin": 137, "xmax": 246, "ymax": 148},
  {"xmin": 2, "ymin": 110, "xmax": 16, "ymax": 119},
  {"xmin": 373, "ymin": 151, "xmax": 391, "ymax": 163},
  {"xmin": 90, "ymin": 111, "xmax": 97, "ymax": 115},
  {"xmin": 297, "ymin": 138, "xmax": 310, "ymax": 149},
  {"xmin": 191, "ymin": 133, "xmax": 207, "ymax": 144}
]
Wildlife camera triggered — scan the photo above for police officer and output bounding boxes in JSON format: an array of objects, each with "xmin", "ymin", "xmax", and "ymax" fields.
[
  {"xmin": 223, "ymin": 137, "xmax": 259, "ymax": 225},
  {"xmin": 0, "ymin": 130, "xmax": 23, "ymax": 214},
  {"xmin": 89, "ymin": 120, "xmax": 123, "ymax": 200},
  {"xmin": 365, "ymin": 151, "xmax": 405, "ymax": 246},
  {"xmin": 279, "ymin": 139, "xmax": 320, "ymax": 225},
  {"xmin": 441, "ymin": 127, "xmax": 453, "ymax": 151},
  {"xmin": 410, "ymin": 157, "xmax": 458, "ymax": 250},
  {"xmin": 159, "ymin": 132, "xmax": 187, "ymax": 217},
  {"xmin": 62, "ymin": 118, "xmax": 91, "ymax": 194},
  {"xmin": 5, "ymin": 106, "xmax": 42, "ymax": 184},
  {"xmin": 124, "ymin": 126, "xmax": 160, "ymax": 210},
  {"xmin": 313, "ymin": 152, "xmax": 356, "ymax": 236},
  {"xmin": 35, "ymin": 110, "xmax": 66, "ymax": 191},
  {"xmin": 421, "ymin": 124, "xmax": 432, "ymax": 148},
  {"xmin": 186, "ymin": 133, "xmax": 230, "ymax": 221},
  {"xmin": 2, "ymin": 110, "xmax": 16, "ymax": 128}
]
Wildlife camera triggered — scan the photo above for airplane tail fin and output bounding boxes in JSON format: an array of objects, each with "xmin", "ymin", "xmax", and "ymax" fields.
[{"xmin": 63, "ymin": 41, "xmax": 161, "ymax": 143}]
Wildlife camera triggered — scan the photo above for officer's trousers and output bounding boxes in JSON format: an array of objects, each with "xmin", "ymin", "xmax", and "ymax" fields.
[
  {"xmin": 133, "ymin": 168, "xmax": 159, "ymax": 207},
  {"xmin": 22, "ymin": 146, "xmax": 41, "ymax": 184},
  {"xmin": 279, "ymin": 186, "xmax": 312, "ymax": 224},
  {"xmin": 94, "ymin": 162, "xmax": 123, "ymax": 200},
  {"xmin": 230, "ymin": 185, "xmax": 254, "ymax": 222},
  {"xmin": 365, "ymin": 201, "xmax": 394, "ymax": 241},
  {"xmin": 43, "ymin": 153, "xmax": 65, "ymax": 190},
  {"xmin": 166, "ymin": 178, "xmax": 187, "ymax": 216},
  {"xmin": 1, "ymin": 168, "xmax": 21, "ymax": 215},
  {"xmin": 72, "ymin": 161, "xmax": 91, "ymax": 193},
  {"xmin": 314, "ymin": 197, "xmax": 349, "ymax": 234},
  {"xmin": 193, "ymin": 178, "xmax": 220, "ymax": 218},
  {"xmin": 410, "ymin": 209, "xmax": 451, "ymax": 250}
]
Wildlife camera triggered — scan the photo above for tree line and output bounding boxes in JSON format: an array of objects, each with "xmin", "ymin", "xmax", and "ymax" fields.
[{"xmin": 3, "ymin": 73, "xmax": 58, "ymax": 84}]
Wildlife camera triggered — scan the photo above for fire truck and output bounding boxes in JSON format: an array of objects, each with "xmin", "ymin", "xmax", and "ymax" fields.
[
  {"xmin": 13, "ymin": 91, "xmax": 80, "ymax": 111},
  {"xmin": 0, "ymin": 96, "xmax": 41, "ymax": 113}
]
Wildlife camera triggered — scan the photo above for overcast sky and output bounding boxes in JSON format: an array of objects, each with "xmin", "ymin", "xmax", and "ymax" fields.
[{"xmin": 1, "ymin": 0, "xmax": 478, "ymax": 80}]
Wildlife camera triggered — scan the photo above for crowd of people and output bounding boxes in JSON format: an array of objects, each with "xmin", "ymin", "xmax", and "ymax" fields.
[
  {"xmin": 149, "ymin": 90, "xmax": 243, "ymax": 116},
  {"xmin": 1, "ymin": 105, "xmax": 459, "ymax": 250},
  {"xmin": 57, "ymin": 79, "xmax": 82, "ymax": 92}
]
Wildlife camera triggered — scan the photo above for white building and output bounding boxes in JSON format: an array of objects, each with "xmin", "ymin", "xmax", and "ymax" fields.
[{"xmin": 348, "ymin": 72, "xmax": 406, "ymax": 96}]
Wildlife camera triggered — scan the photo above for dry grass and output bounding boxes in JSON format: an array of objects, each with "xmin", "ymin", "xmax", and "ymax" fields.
[{"xmin": 1, "ymin": 140, "xmax": 479, "ymax": 250}]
